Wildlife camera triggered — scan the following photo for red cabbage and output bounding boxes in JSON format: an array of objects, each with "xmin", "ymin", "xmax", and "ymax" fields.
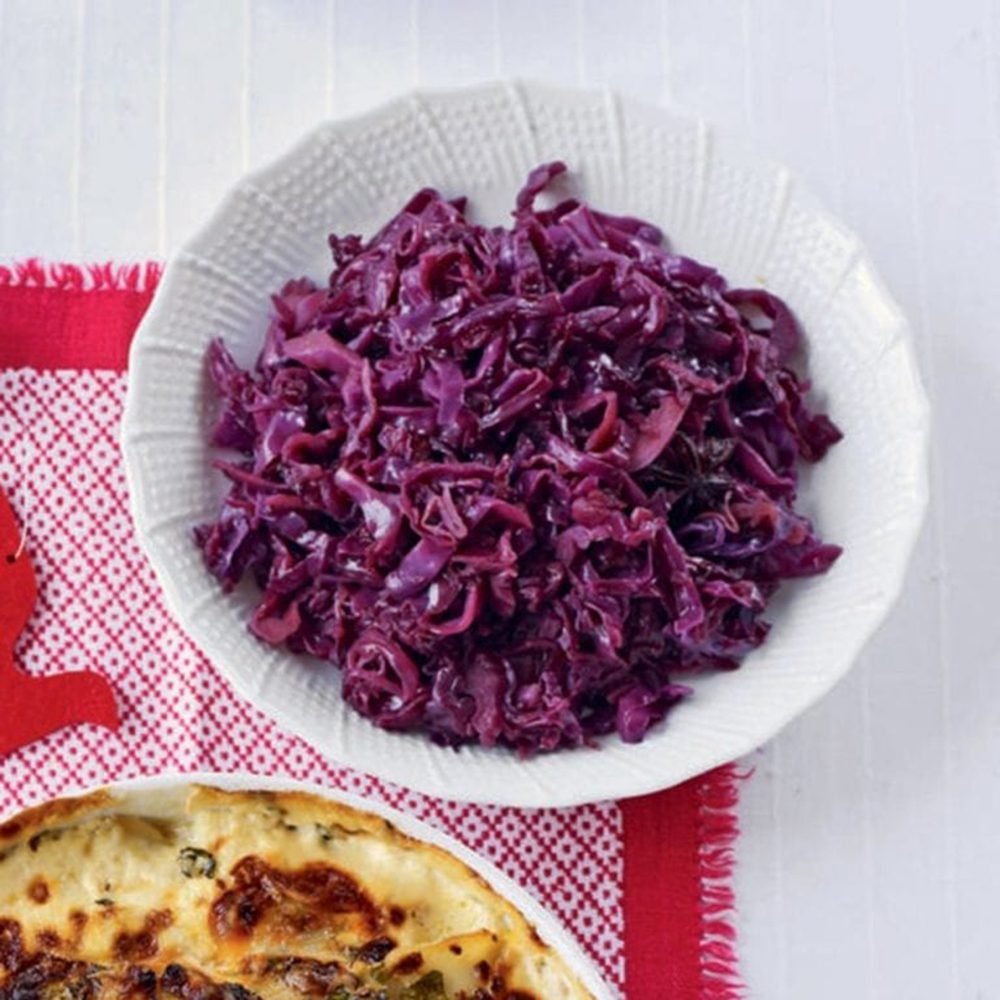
[{"xmin": 195, "ymin": 162, "xmax": 842, "ymax": 754}]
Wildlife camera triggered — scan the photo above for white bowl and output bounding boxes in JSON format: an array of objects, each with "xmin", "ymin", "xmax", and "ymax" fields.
[
  {"xmin": 122, "ymin": 81, "xmax": 929, "ymax": 807},
  {"xmin": 1, "ymin": 772, "xmax": 612, "ymax": 1000}
]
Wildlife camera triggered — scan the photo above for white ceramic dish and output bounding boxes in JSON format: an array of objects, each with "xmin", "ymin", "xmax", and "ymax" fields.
[
  {"xmin": 121, "ymin": 81, "xmax": 929, "ymax": 807},
  {"xmin": 0, "ymin": 772, "xmax": 612, "ymax": 1000}
]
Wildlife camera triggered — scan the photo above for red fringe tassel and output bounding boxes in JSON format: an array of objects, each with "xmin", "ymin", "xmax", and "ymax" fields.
[
  {"xmin": 0, "ymin": 258, "xmax": 162, "ymax": 293},
  {"xmin": 697, "ymin": 765, "xmax": 750, "ymax": 999}
]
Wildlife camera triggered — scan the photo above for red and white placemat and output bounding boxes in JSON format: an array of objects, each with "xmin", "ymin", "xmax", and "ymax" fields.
[{"xmin": 0, "ymin": 261, "xmax": 743, "ymax": 999}]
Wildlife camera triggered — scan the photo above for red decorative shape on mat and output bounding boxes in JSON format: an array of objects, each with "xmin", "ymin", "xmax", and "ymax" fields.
[{"xmin": 0, "ymin": 485, "xmax": 119, "ymax": 755}]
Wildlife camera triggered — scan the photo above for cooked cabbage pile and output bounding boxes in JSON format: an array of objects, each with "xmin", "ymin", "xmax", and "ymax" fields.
[{"xmin": 196, "ymin": 162, "xmax": 841, "ymax": 754}]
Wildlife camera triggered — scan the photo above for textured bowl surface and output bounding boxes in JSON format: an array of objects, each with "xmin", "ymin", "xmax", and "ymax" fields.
[
  {"xmin": 0, "ymin": 771, "xmax": 612, "ymax": 1000},
  {"xmin": 122, "ymin": 81, "xmax": 929, "ymax": 807}
]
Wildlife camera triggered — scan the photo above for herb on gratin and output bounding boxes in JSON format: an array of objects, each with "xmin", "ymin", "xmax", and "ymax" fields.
[{"xmin": 178, "ymin": 846, "xmax": 216, "ymax": 878}]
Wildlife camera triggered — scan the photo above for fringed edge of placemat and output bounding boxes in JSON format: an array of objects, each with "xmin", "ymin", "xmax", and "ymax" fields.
[
  {"xmin": 620, "ymin": 763, "xmax": 747, "ymax": 998},
  {"xmin": 697, "ymin": 764, "xmax": 746, "ymax": 999},
  {"xmin": 0, "ymin": 259, "xmax": 162, "ymax": 370},
  {"xmin": 0, "ymin": 258, "xmax": 163, "ymax": 293}
]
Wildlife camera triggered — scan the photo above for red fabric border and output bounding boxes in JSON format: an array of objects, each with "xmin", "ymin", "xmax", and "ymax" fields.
[
  {"xmin": 622, "ymin": 778, "xmax": 702, "ymax": 996},
  {"xmin": 0, "ymin": 261, "xmax": 744, "ymax": 999},
  {"xmin": 623, "ymin": 765, "xmax": 743, "ymax": 999},
  {"xmin": 0, "ymin": 261, "xmax": 159, "ymax": 371}
]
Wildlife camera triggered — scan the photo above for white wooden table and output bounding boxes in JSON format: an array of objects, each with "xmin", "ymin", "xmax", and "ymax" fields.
[{"xmin": 1, "ymin": 1, "xmax": 994, "ymax": 995}]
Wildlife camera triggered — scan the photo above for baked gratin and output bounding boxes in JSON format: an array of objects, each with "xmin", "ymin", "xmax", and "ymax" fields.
[{"xmin": 0, "ymin": 785, "xmax": 595, "ymax": 1000}]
